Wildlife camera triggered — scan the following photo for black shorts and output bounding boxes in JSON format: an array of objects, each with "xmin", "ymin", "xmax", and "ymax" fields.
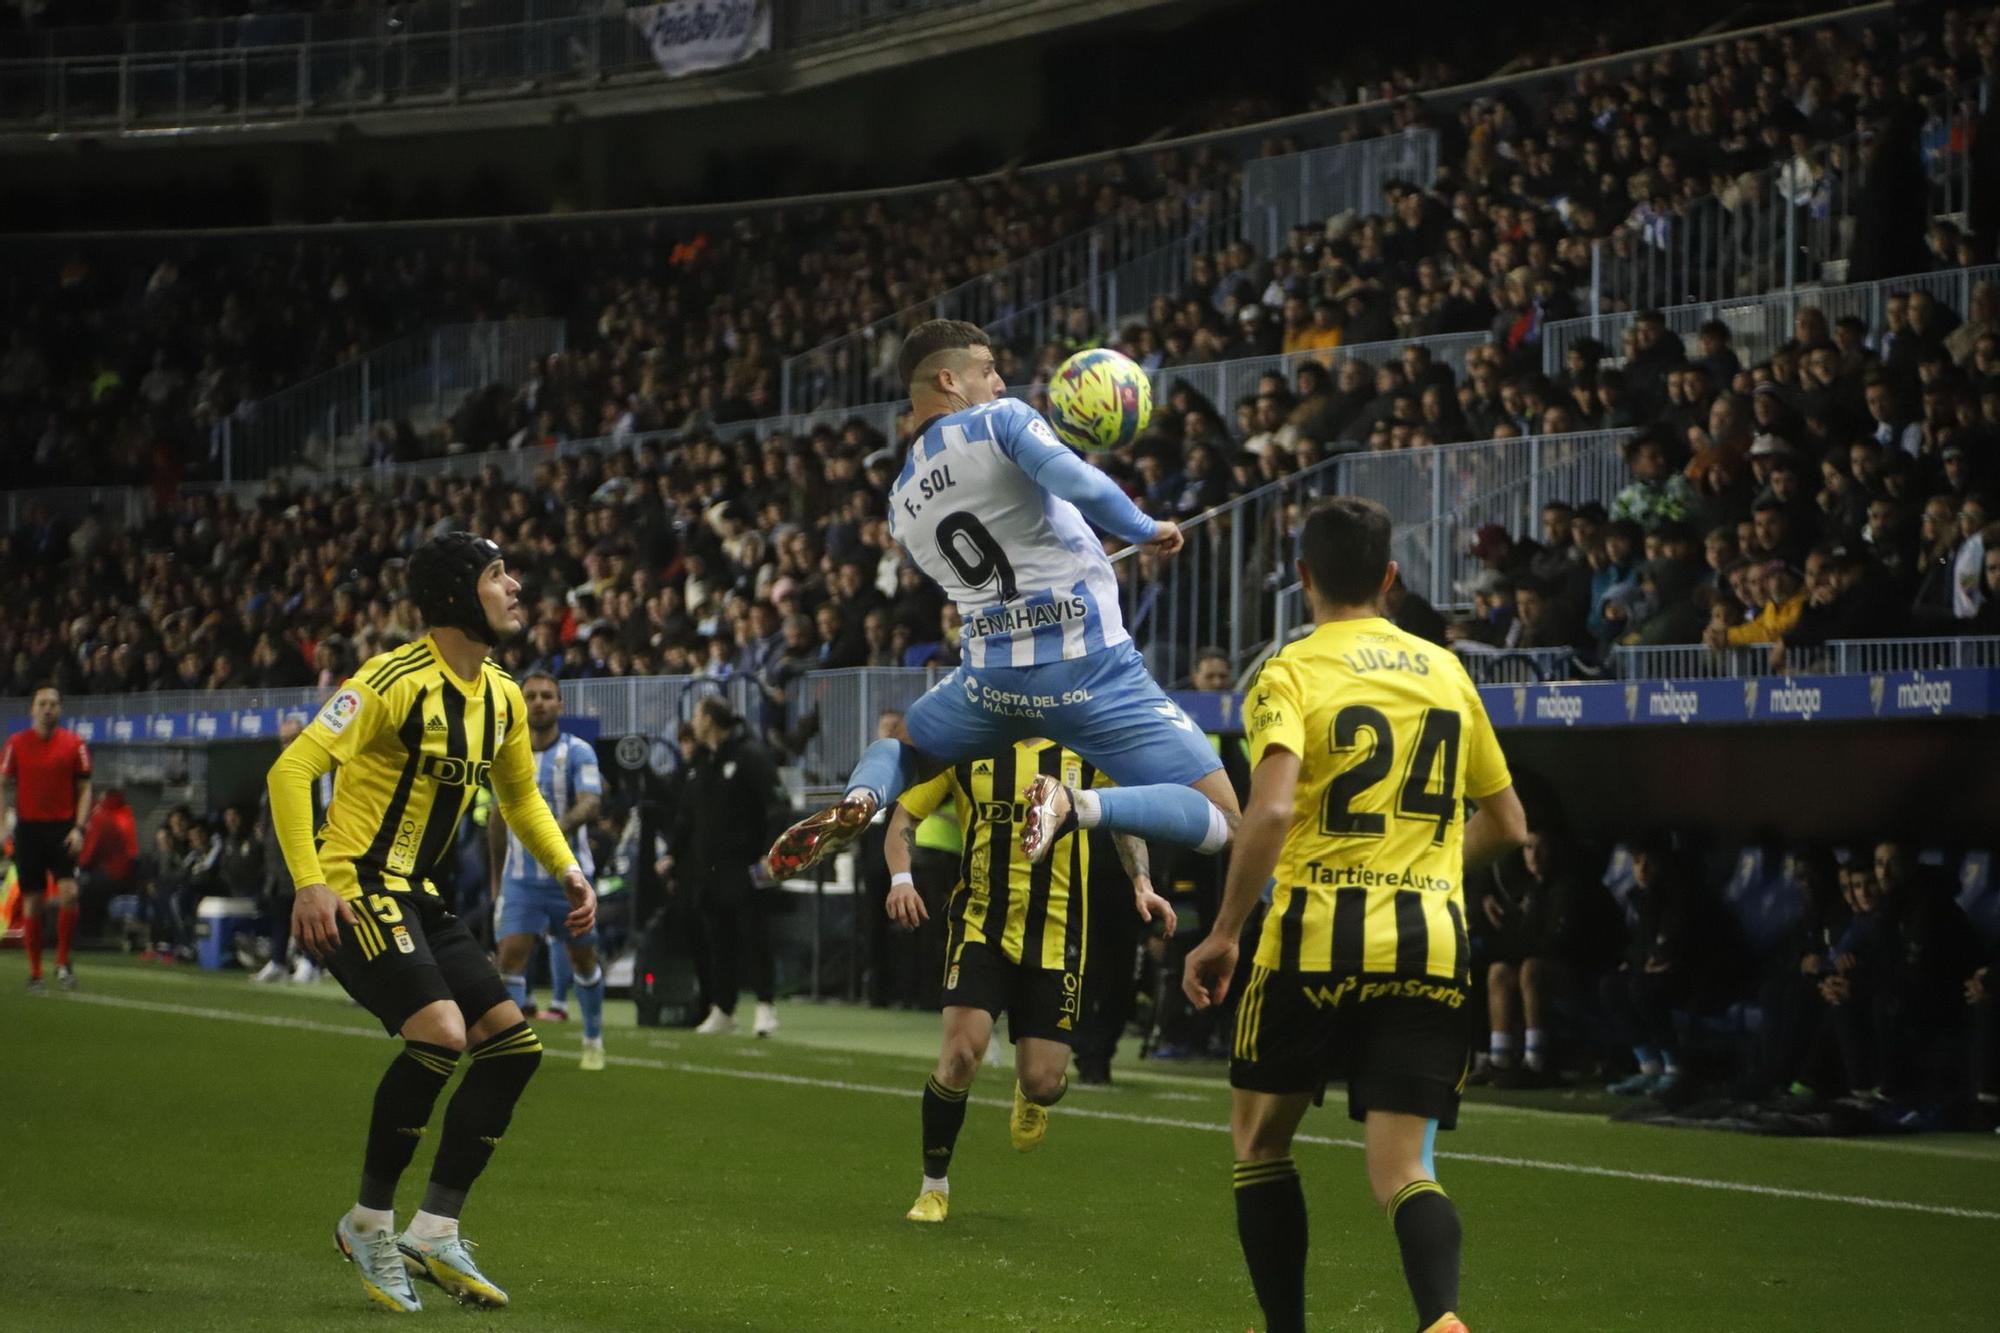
[
  {"xmin": 1230, "ymin": 966, "xmax": 1473, "ymax": 1129},
  {"xmin": 941, "ymin": 935, "xmax": 1081, "ymax": 1046},
  {"xmin": 11, "ymin": 820, "xmax": 76, "ymax": 895},
  {"xmin": 325, "ymin": 886, "xmax": 511, "ymax": 1037}
]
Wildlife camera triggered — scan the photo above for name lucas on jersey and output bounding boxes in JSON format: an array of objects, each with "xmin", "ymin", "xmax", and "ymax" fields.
[{"xmin": 898, "ymin": 463, "xmax": 957, "ymax": 520}]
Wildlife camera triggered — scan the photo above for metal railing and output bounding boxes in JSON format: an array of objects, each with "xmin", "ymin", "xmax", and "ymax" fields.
[
  {"xmin": 779, "ymin": 183, "xmax": 1237, "ymax": 412},
  {"xmin": 1452, "ymin": 646, "xmax": 1579, "ymax": 685},
  {"xmin": 215, "ymin": 319, "xmax": 566, "ymax": 482},
  {"xmin": 1611, "ymin": 644, "xmax": 1774, "ymax": 680},
  {"xmin": 1544, "ymin": 262, "xmax": 2000, "ymax": 381},
  {"xmin": 1111, "ymin": 427, "xmax": 1633, "ymax": 683},
  {"xmin": 0, "ymin": 0, "xmax": 994, "ymax": 131},
  {"xmin": 1241, "ymin": 129, "xmax": 1439, "ymax": 256},
  {"xmin": 1607, "ymin": 637, "xmax": 2000, "ymax": 681},
  {"xmin": 1582, "ymin": 102, "xmax": 1981, "ymax": 318},
  {"xmin": 1346, "ymin": 428, "xmax": 1635, "ymax": 611}
]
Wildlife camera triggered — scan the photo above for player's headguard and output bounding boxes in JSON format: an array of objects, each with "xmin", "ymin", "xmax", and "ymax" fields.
[{"xmin": 410, "ymin": 531, "xmax": 505, "ymax": 644}]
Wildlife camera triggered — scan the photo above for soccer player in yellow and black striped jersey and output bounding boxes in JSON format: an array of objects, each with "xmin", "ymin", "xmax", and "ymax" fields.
[
  {"xmin": 1183, "ymin": 498, "xmax": 1527, "ymax": 1333},
  {"xmin": 883, "ymin": 739, "xmax": 1173, "ymax": 1223},
  {"xmin": 268, "ymin": 532, "xmax": 596, "ymax": 1316}
]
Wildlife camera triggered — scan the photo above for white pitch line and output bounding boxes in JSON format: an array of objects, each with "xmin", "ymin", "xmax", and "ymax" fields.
[{"xmin": 53, "ymin": 990, "xmax": 2000, "ymax": 1223}]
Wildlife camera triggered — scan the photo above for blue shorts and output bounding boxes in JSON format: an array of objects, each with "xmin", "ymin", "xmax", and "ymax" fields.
[
  {"xmin": 904, "ymin": 642, "xmax": 1221, "ymax": 788},
  {"xmin": 495, "ymin": 877, "xmax": 598, "ymax": 948}
]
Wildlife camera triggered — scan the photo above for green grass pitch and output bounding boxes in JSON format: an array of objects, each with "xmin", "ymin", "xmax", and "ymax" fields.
[{"xmin": 5, "ymin": 956, "xmax": 1996, "ymax": 1332}]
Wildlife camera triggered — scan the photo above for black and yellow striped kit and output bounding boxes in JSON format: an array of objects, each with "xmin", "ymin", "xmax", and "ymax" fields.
[{"xmin": 898, "ymin": 740, "xmax": 1111, "ymax": 974}]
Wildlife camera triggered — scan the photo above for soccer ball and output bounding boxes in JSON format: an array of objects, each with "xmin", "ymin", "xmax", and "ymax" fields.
[{"xmin": 1046, "ymin": 348, "xmax": 1153, "ymax": 452}]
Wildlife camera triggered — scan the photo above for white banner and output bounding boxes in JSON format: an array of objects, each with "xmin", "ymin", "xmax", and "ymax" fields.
[{"xmin": 627, "ymin": 0, "xmax": 773, "ymax": 79}]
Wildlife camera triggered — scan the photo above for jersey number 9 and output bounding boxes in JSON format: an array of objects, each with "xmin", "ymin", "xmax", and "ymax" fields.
[{"xmin": 937, "ymin": 511, "xmax": 1019, "ymax": 602}]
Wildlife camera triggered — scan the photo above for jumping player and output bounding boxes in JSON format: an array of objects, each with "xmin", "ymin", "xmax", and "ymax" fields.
[{"xmin": 768, "ymin": 320, "xmax": 1239, "ymax": 880}]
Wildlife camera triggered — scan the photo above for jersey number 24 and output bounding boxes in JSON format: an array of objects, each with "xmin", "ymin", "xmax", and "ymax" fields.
[{"xmin": 1320, "ymin": 705, "xmax": 1461, "ymax": 845}]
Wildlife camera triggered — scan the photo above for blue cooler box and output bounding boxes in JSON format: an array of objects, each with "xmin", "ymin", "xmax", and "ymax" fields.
[{"xmin": 196, "ymin": 896, "xmax": 262, "ymax": 969}]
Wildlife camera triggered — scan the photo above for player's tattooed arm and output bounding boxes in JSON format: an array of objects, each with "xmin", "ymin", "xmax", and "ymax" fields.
[
  {"xmin": 1112, "ymin": 832, "xmax": 1151, "ymax": 885},
  {"xmin": 1115, "ymin": 834, "xmax": 1177, "ymax": 933}
]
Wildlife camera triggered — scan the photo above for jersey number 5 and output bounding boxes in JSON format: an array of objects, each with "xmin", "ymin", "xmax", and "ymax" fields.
[
  {"xmin": 936, "ymin": 511, "xmax": 1019, "ymax": 602},
  {"xmin": 1320, "ymin": 705, "xmax": 1462, "ymax": 844}
]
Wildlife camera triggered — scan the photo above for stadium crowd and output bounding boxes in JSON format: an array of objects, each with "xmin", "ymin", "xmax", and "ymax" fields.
[{"xmin": 8, "ymin": 5, "xmax": 1995, "ymax": 495}]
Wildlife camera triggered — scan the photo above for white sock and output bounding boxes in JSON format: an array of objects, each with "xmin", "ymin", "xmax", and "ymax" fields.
[
  {"xmin": 406, "ymin": 1209, "xmax": 458, "ymax": 1241},
  {"xmin": 348, "ymin": 1204, "xmax": 394, "ymax": 1235},
  {"xmin": 1072, "ymin": 788, "xmax": 1103, "ymax": 829},
  {"xmin": 1524, "ymin": 1027, "xmax": 1548, "ymax": 1071},
  {"xmin": 922, "ymin": 1175, "xmax": 949, "ymax": 1195},
  {"xmin": 1196, "ymin": 802, "xmax": 1232, "ymax": 854},
  {"xmin": 1488, "ymin": 1031, "xmax": 1517, "ymax": 1068}
]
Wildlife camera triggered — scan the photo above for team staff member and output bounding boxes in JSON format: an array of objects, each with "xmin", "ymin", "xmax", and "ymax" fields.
[
  {"xmin": 1184, "ymin": 498, "xmax": 1528, "ymax": 1333},
  {"xmin": 269, "ymin": 532, "xmax": 594, "ymax": 1315},
  {"xmin": 2, "ymin": 684, "xmax": 93, "ymax": 993},
  {"xmin": 671, "ymin": 696, "xmax": 785, "ymax": 1038},
  {"xmin": 884, "ymin": 740, "xmax": 1172, "ymax": 1223}
]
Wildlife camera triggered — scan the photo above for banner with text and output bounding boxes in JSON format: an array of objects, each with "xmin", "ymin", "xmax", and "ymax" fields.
[{"xmin": 627, "ymin": 0, "xmax": 772, "ymax": 79}]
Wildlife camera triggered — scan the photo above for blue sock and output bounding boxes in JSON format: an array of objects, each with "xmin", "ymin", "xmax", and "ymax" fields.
[
  {"xmin": 847, "ymin": 738, "xmax": 919, "ymax": 806},
  {"xmin": 501, "ymin": 972, "xmax": 529, "ymax": 1010},
  {"xmin": 574, "ymin": 965, "xmax": 606, "ymax": 1040},
  {"xmin": 1090, "ymin": 784, "xmax": 1228, "ymax": 852},
  {"xmin": 549, "ymin": 938, "xmax": 574, "ymax": 1007}
]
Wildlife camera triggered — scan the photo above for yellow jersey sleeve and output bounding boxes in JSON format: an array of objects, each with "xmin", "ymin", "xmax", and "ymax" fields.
[
  {"xmin": 899, "ymin": 770, "xmax": 953, "ymax": 821},
  {"xmin": 1246, "ymin": 656, "xmax": 1305, "ymax": 768},
  {"xmin": 489, "ymin": 676, "xmax": 581, "ymax": 878},
  {"xmin": 1460, "ymin": 677, "xmax": 1513, "ymax": 800},
  {"xmin": 304, "ymin": 676, "xmax": 393, "ymax": 766},
  {"xmin": 267, "ymin": 733, "xmax": 335, "ymax": 890}
]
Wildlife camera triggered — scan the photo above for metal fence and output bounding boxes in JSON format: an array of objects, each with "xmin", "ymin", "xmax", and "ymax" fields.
[
  {"xmin": 1241, "ymin": 129, "xmax": 1439, "ymax": 256},
  {"xmin": 1543, "ymin": 262, "xmax": 2000, "ymax": 380},
  {"xmin": 1344, "ymin": 428, "xmax": 1635, "ymax": 610},
  {"xmin": 214, "ymin": 319, "xmax": 566, "ymax": 482},
  {"xmin": 0, "ymin": 0, "xmax": 993, "ymax": 131},
  {"xmin": 1112, "ymin": 427, "xmax": 1633, "ymax": 685},
  {"xmin": 778, "ymin": 184, "xmax": 1238, "ymax": 412},
  {"xmin": 1603, "ymin": 637, "xmax": 2000, "ymax": 681},
  {"xmin": 1583, "ymin": 105, "xmax": 1980, "ymax": 317}
]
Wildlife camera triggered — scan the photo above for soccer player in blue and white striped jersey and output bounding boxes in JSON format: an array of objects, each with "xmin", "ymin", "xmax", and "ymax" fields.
[
  {"xmin": 769, "ymin": 320, "xmax": 1242, "ymax": 881},
  {"xmin": 488, "ymin": 670, "xmax": 608, "ymax": 1070}
]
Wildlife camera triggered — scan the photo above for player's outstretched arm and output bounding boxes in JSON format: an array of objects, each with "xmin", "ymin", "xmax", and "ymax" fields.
[
  {"xmin": 995, "ymin": 400, "xmax": 1163, "ymax": 548},
  {"xmin": 1183, "ymin": 747, "xmax": 1299, "ymax": 1010}
]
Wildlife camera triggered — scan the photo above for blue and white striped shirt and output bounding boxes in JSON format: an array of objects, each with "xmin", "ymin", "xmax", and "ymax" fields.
[
  {"xmin": 503, "ymin": 731, "xmax": 602, "ymax": 883},
  {"xmin": 887, "ymin": 397, "xmax": 1158, "ymax": 669}
]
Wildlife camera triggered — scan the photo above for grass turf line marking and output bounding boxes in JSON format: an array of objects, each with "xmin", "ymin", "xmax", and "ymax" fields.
[{"xmin": 57, "ymin": 990, "xmax": 2000, "ymax": 1223}]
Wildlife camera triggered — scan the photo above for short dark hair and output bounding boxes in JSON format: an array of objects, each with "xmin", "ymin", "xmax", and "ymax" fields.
[
  {"xmin": 30, "ymin": 682, "xmax": 59, "ymax": 702},
  {"xmin": 897, "ymin": 320, "xmax": 990, "ymax": 387},
  {"xmin": 1299, "ymin": 497, "xmax": 1392, "ymax": 606},
  {"xmin": 1194, "ymin": 645, "xmax": 1230, "ymax": 666},
  {"xmin": 694, "ymin": 694, "xmax": 741, "ymax": 729},
  {"xmin": 520, "ymin": 667, "xmax": 560, "ymax": 691}
]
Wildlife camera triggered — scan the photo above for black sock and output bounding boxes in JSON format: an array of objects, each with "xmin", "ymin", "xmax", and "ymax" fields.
[
  {"xmin": 1232, "ymin": 1157, "xmax": 1307, "ymax": 1333},
  {"xmin": 358, "ymin": 1040, "xmax": 459, "ymax": 1210},
  {"xmin": 921, "ymin": 1075, "xmax": 969, "ymax": 1179},
  {"xmin": 1389, "ymin": 1181, "xmax": 1462, "ymax": 1331},
  {"xmin": 423, "ymin": 1023, "xmax": 542, "ymax": 1219}
]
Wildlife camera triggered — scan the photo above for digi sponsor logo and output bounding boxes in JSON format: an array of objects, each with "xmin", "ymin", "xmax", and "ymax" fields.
[{"xmin": 1647, "ymin": 685, "xmax": 1700, "ymax": 723}]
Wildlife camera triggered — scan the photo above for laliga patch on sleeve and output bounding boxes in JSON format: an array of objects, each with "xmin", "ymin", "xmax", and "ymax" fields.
[
  {"xmin": 1027, "ymin": 415, "xmax": 1064, "ymax": 450},
  {"xmin": 318, "ymin": 687, "xmax": 364, "ymax": 736}
]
